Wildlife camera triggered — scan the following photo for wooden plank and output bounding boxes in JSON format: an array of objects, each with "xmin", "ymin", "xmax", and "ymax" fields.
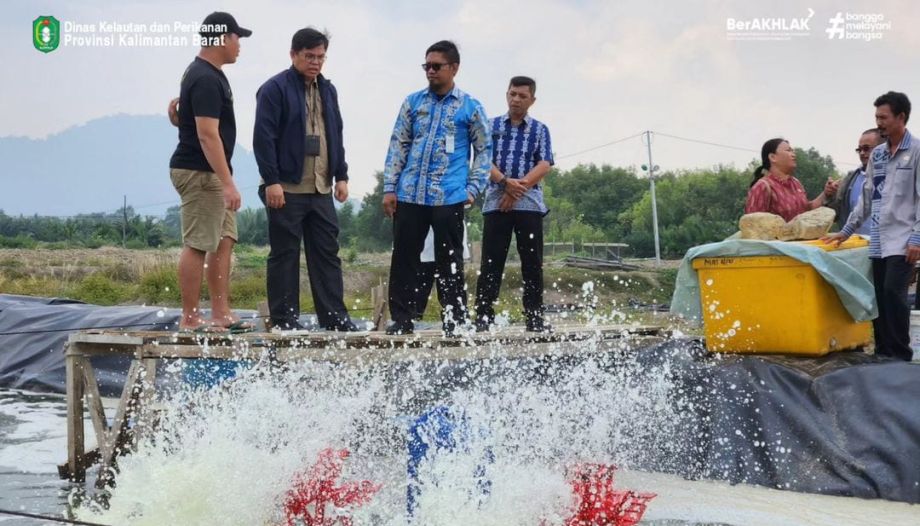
[
  {"xmin": 81, "ymin": 360, "xmax": 112, "ymax": 463},
  {"xmin": 67, "ymin": 325, "xmax": 669, "ymax": 362},
  {"xmin": 96, "ymin": 360, "xmax": 142, "ymax": 488},
  {"xmin": 272, "ymin": 336, "xmax": 668, "ymax": 366},
  {"xmin": 65, "ymin": 345, "xmax": 86, "ymax": 482},
  {"xmin": 132, "ymin": 354, "xmax": 158, "ymax": 443},
  {"xmin": 68, "ymin": 332, "xmax": 150, "ymax": 346},
  {"xmin": 257, "ymin": 301, "xmax": 271, "ymax": 330},
  {"xmin": 371, "ymin": 281, "xmax": 389, "ymax": 332}
]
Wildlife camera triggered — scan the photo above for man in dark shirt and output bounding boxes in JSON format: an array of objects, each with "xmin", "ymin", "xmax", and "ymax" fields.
[
  {"xmin": 168, "ymin": 12, "xmax": 251, "ymax": 332},
  {"xmin": 253, "ymin": 28, "xmax": 358, "ymax": 332}
]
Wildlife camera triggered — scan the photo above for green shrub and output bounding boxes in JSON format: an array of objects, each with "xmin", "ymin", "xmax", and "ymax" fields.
[
  {"xmin": 0, "ymin": 235, "xmax": 37, "ymax": 249},
  {"xmin": 138, "ymin": 266, "xmax": 181, "ymax": 305},
  {"xmin": 234, "ymin": 247, "xmax": 267, "ymax": 270},
  {"xmin": 70, "ymin": 273, "xmax": 134, "ymax": 305},
  {"xmin": 230, "ymin": 273, "xmax": 266, "ymax": 310}
]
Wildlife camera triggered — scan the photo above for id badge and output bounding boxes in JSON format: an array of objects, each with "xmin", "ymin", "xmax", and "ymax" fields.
[
  {"xmin": 305, "ymin": 134, "xmax": 321, "ymax": 156},
  {"xmin": 445, "ymin": 134, "xmax": 455, "ymax": 154}
]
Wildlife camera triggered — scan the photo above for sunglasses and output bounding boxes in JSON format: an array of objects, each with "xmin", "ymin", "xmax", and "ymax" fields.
[
  {"xmin": 855, "ymin": 146, "xmax": 873, "ymax": 153},
  {"xmin": 421, "ymin": 62, "xmax": 451, "ymax": 72}
]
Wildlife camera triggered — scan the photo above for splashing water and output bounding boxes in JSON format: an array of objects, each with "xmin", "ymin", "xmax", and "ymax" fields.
[{"xmin": 74, "ymin": 337, "xmax": 716, "ymax": 525}]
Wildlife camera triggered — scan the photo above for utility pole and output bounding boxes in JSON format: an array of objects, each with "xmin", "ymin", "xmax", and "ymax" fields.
[
  {"xmin": 122, "ymin": 195, "xmax": 127, "ymax": 248},
  {"xmin": 642, "ymin": 131, "xmax": 661, "ymax": 266}
]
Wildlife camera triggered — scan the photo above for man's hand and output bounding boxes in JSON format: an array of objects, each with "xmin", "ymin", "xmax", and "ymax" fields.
[
  {"xmin": 503, "ymin": 178, "xmax": 527, "ymax": 200},
  {"xmin": 264, "ymin": 183, "xmax": 285, "ymax": 209},
  {"xmin": 466, "ymin": 192, "xmax": 475, "ymax": 207},
  {"xmin": 382, "ymin": 192, "xmax": 397, "ymax": 218},
  {"xmin": 823, "ymin": 177, "xmax": 839, "ymax": 198},
  {"xmin": 223, "ymin": 182, "xmax": 242, "ymax": 211},
  {"xmin": 334, "ymin": 181, "xmax": 349, "ymax": 203},
  {"xmin": 908, "ymin": 245, "xmax": 920, "ymax": 265},
  {"xmin": 498, "ymin": 193, "xmax": 517, "ymax": 212},
  {"xmin": 167, "ymin": 97, "xmax": 180, "ymax": 127},
  {"xmin": 820, "ymin": 232, "xmax": 848, "ymax": 247}
]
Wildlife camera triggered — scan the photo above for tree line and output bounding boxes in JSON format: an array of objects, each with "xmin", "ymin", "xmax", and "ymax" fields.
[{"xmin": 0, "ymin": 146, "xmax": 838, "ymax": 259}]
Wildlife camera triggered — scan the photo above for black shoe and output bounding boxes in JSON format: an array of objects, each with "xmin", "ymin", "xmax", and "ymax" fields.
[
  {"xmin": 385, "ymin": 320, "xmax": 414, "ymax": 335},
  {"xmin": 474, "ymin": 319, "xmax": 491, "ymax": 333},
  {"xmin": 326, "ymin": 319, "xmax": 361, "ymax": 332},
  {"xmin": 442, "ymin": 318, "xmax": 472, "ymax": 338},
  {"xmin": 273, "ymin": 319, "xmax": 308, "ymax": 331},
  {"xmin": 526, "ymin": 319, "xmax": 553, "ymax": 334}
]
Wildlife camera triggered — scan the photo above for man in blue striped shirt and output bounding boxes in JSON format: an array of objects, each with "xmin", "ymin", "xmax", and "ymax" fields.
[
  {"xmin": 825, "ymin": 91, "xmax": 920, "ymax": 361},
  {"xmin": 474, "ymin": 76, "xmax": 554, "ymax": 333},
  {"xmin": 381, "ymin": 40, "xmax": 492, "ymax": 336}
]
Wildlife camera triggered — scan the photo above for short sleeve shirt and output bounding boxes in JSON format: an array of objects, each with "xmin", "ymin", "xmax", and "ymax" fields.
[
  {"xmin": 744, "ymin": 173, "xmax": 810, "ymax": 222},
  {"xmin": 482, "ymin": 114, "xmax": 554, "ymax": 215},
  {"xmin": 169, "ymin": 57, "xmax": 236, "ymax": 174}
]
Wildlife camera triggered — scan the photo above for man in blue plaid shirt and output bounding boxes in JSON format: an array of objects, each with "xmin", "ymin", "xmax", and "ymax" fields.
[{"xmin": 474, "ymin": 76, "xmax": 554, "ymax": 333}]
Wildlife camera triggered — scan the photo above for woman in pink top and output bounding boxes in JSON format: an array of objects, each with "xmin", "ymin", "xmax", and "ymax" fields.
[{"xmin": 744, "ymin": 138, "xmax": 837, "ymax": 222}]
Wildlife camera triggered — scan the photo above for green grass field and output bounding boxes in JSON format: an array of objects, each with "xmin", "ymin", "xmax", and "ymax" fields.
[{"xmin": 0, "ymin": 246, "xmax": 682, "ymax": 326}]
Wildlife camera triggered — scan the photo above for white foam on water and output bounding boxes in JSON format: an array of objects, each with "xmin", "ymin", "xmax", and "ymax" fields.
[
  {"xmin": 47, "ymin": 334, "xmax": 916, "ymax": 526},
  {"xmin": 73, "ymin": 338, "xmax": 694, "ymax": 525}
]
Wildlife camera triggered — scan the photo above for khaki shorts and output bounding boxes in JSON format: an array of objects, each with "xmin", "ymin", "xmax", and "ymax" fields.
[{"xmin": 170, "ymin": 169, "xmax": 237, "ymax": 252}]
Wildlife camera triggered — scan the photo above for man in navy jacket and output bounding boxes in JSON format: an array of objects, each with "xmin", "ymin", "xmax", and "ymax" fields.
[{"xmin": 253, "ymin": 27, "xmax": 357, "ymax": 331}]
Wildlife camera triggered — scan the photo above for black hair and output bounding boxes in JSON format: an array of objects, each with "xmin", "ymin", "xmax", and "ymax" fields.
[
  {"xmin": 874, "ymin": 91, "xmax": 911, "ymax": 123},
  {"xmin": 509, "ymin": 76, "xmax": 536, "ymax": 95},
  {"xmin": 862, "ymin": 128, "xmax": 881, "ymax": 136},
  {"xmin": 750, "ymin": 138, "xmax": 787, "ymax": 188},
  {"xmin": 291, "ymin": 27, "xmax": 329, "ymax": 52},
  {"xmin": 426, "ymin": 40, "xmax": 460, "ymax": 64}
]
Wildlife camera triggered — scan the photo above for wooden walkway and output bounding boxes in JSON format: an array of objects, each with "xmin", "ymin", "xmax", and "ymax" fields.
[{"xmin": 60, "ymin": 324, "xmax": 669, "ymax": 484}]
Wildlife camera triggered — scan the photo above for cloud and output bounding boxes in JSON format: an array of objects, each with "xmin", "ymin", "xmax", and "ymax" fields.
[{"xmin": 0, "ymin": 0, "xmax": 909, "ymax": 207}]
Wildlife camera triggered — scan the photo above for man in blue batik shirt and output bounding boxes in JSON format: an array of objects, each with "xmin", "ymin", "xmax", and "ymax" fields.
[
  {"xmin": 381, "ymin": 40, "xmax": 491, "ymax": 336},
  {"xmin": 474, "ymin": 76, "xmax": 554, "ymax": 333}
]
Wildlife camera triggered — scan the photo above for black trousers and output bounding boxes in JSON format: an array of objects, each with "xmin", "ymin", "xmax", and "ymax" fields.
[
  {"xmin": 260, "ymin": 189, "xmax": 348, "ymax": 328},
  {"xmin": 872, "ymin": 256, "xmax": 914, "ymax": 361},
  {"xmin": 388, "ymin": 202, "xmax": 467, "ymax": 326},
  {"xmin": 474, "ymin": 211, "xmax": 544, "ymax": 323}
]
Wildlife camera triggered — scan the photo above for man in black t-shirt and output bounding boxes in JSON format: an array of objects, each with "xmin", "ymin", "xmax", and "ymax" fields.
[{"xmin": 168, "ymin": 12, "xmax": 252, "ymax": 333}]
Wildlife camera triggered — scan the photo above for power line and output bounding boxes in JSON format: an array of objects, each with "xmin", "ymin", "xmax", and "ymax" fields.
[
  {"xmin": 0, "ymin": 508, "xmax": 111, "ymax": 526},
  {"xmin": 555, "ymin": 132, "xmax": 645, "ymax": 160},
  {"xmin": 655, "ymin": 131, "xmax": 860, "ymax": 168},
  {"xmin": 654, "ymin": 131, "xmax": 759, "ymax": 153}
]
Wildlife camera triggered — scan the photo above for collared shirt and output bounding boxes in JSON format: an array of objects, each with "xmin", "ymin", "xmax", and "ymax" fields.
[
  {"xmin": 842, "ymin": 130, "xmax": 920, "ymax": 258},
  {"xmin": 482, "ymin": 114, "xmax": 554, "ymax": 215},
  {"xmin": 847, "ymin": 168, "xmax": 870, "ymax": 236},
  {"xmin": 282, "ymin": 80, "xmax": 330, "ymax": 194},
  {"xmin": 383, "ymin": 86, "xmax": 491, "ymax": 206},
  {"xmin": 744, "ymin": 172, "xmax": 810, "ymax": 222}
]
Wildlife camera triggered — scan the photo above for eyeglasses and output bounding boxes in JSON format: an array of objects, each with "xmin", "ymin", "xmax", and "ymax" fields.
[
  {"xmin": 421, "ymin": 62, "xmax": 450, "ymax": 72},
  {"xmin": 855, "ymin": 146, "xmax": 873, "ymax": 153},
  {"xmin": 301, "ymin": 53, "xmax": 326, "ymax": 63}
]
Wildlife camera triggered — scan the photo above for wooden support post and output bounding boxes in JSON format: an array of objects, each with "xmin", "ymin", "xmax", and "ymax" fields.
[
  {"xmin": 132, "ymin": 353, "xmax": 159, "ymax": 443},
  {"xmin": 371, "ymin": 280, "xmax": 389, "ymax": 332},
  {"xmin": 96, "ymin": 360, "xmax": 143, "ymax": 488},
  {"xmin": 66, "ymin": 343, "xmax": 86, "ymax": 482},
  {"xmin": 82, "ymin": 360, "xmax": 111, "ymax": 463},
  {"xmin": 258, "ymin": 301, "xmax": 271, "ymax": 330}
]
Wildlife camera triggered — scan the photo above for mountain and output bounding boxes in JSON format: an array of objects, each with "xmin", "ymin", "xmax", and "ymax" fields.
[{"xmin": 0, "ymin": 115, "xmax": 261, "ymax": 217}]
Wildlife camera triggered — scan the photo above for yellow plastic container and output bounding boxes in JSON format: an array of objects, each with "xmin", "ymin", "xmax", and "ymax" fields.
[{"xmin": 692, "ymin": 237, "xmax": 872, "ymax": 355}]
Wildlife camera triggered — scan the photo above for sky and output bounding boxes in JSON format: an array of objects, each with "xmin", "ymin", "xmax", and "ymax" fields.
[{"xmin": 3, "ymin": 0, "xmax": 919, "ymax": 209}]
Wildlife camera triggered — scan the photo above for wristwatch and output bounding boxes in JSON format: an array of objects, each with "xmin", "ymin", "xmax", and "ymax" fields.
[{"xmin": 500, "ymin": 175, "xmax": 508, "ymax": 185}]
